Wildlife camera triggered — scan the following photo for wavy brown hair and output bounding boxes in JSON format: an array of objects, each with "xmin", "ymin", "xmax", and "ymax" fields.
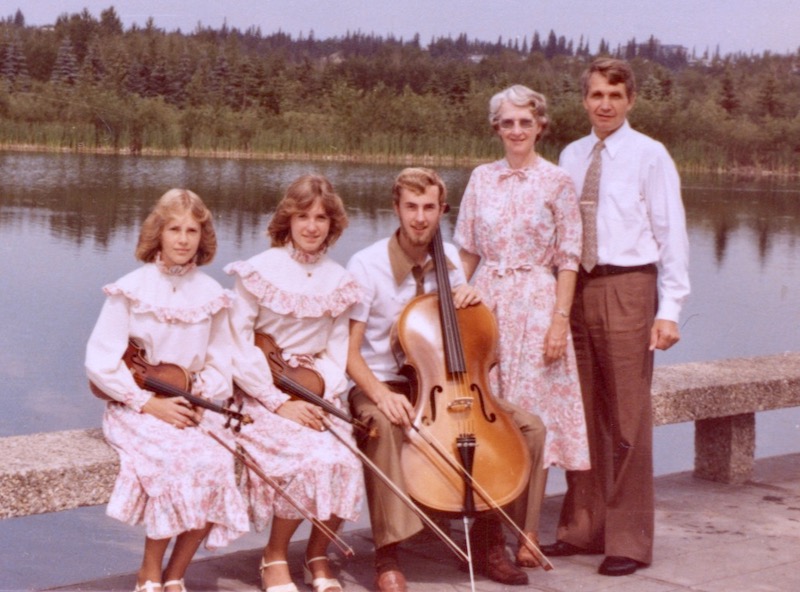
[
  {"xmin": 391, "ymin": 167, "xmax": 447, "ymax": 206},
  {"xmin": 267, "ymin": 174, "xmax": 348, "ymax": 248},
  {"xmin": 135, "ymin": 188, "xmax": 217, "ymax": 265}
]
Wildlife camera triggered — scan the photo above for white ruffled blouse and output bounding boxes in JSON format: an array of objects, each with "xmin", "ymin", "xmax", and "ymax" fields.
[
  {"xmin": 85, "ymin": 262, "xmax": 235, "ymax": 411},
  {"xmin": 225, "ymin": 246, "xmax": 361, "ymax": 411}
]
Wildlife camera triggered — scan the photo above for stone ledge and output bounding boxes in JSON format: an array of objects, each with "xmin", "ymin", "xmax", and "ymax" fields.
[
  {"xmin": 2, "ymin": 352, "xmax": 799, "ymax": 519},
  {"xmin": 0, "ymin": 428, "xmax": 119, "ymax": 519},
  {"xmin": 651, "ymin": 352, "xmax": 800, "ymax": 425}
]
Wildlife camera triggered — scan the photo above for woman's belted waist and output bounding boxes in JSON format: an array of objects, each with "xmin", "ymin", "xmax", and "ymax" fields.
[{"xmin": 482, "ymin": 261, "xmax": 550, "ymax": 277}]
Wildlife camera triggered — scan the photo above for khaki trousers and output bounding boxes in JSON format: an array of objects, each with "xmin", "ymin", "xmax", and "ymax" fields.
[
  {"xmin": 350, "ymin": 382, "xmax": 546, "ymax": 549},
  {"xmin": 557, "ymin": 268, "xmax": 657, "ymax": 565}
]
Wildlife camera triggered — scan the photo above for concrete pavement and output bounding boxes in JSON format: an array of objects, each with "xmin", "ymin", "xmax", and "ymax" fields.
[{"xmin": 48, "ymin": 453, "xmax": 800, "ymax": 592}]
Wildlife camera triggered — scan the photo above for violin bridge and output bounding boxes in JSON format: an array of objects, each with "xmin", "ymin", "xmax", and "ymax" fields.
[{"xmin": 447, "ymin": 397, "xmax": 473, "ymax": 413}]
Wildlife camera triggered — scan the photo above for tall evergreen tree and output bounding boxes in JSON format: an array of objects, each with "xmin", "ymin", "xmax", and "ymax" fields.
[{"xmin": 50, "ymin": 38, "xmax": 79, "ymax": 86}]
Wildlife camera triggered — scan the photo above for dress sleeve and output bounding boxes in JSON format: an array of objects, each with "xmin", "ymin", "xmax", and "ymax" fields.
[
  {"xmin": 551, "ymin": 174, "xmax": 582, "ymax": 272},
  {"xmin": 454, "ymin": 169, "xmax": 479, "ymax": 254},
  {"xmin": 228, "ymin": 276, "xmax": 289, "ymax": 411},
  {"xmin": 85, "ymin": 293, "xmax": 151, "ymax": 412},
  {"xmin": 313, "ymin": 309, "xmax": 352, "ymax": 404},
  {"xmin": 191, "ymin": 306, "xmax": 235, "ymax": 401}
]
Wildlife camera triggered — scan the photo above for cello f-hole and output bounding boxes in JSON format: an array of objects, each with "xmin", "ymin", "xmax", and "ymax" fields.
[{"xmin": 471, "ymin": 383, "xmax": 497, "ymax": 423}]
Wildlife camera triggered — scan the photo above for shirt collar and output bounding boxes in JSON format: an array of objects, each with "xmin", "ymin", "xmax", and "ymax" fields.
[
  {"xmin": 590, "ymin": 119, "xmax": 631, "ymax": 159},
  {"xmin": 388, "ymin": 230, "xmax": 455, "ymax": 286}
]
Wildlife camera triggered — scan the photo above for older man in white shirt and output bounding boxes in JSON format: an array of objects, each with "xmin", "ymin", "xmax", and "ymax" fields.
[{"xmin": 541, "ymin": 57, "xmax": 690, "ymax": 578}]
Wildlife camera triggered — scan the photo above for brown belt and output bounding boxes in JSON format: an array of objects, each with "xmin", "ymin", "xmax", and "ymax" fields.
[{"xmin": 582, "ymin": 263, "xmax": 657, "ymax": 278}]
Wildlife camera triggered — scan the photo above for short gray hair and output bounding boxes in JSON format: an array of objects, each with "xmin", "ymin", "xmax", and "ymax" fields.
[{"xmin": 488, "ymin": 85, "xmax": 549, "ymax": 140}]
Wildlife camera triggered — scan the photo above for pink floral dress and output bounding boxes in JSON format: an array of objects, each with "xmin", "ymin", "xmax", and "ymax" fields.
[
  {"xmin": 226, "ymin": 246, "xmax": 364, "ymax": 531},
  {"xmin": 84, "ymin": 261, "xmax": 250, "ymax": 548},
  {"xmin": 454, "ymin": 158, "xmax": 590, "ymax": 470}
]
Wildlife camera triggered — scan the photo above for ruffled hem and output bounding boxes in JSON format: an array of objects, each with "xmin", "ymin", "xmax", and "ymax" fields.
[
  {"xmin": 106, "ymin": 472, "xmax": 249, "ymax": 549},
  {"xmin": 226, "ymin": 260, "xmax": 360, "ymax": 318},
  {"xmin": 103, "ymin": 284, "xmax": 234, "ymax": 324},
  {"xmin": 243, "ymin": 462, "xmax": 363, "ymax": 531}
]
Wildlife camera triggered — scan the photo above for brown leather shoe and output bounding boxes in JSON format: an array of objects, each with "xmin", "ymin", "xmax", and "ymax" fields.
[
  {"xmin": 374, "ymin": 569, "xmax": 407, "ymax": 592},
  {"xmin": 470, "ymin": 515, "xmax": 528, "ymax": 586},
  {"xmin": 476, "ymin": 542, "xmax": 529, "ymax": 585}
]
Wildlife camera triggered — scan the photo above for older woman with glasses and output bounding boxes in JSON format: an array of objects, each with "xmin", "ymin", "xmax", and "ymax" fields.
[{"xmin": 454, "ymin": 84, "xmax": 590, "ymax": 569}]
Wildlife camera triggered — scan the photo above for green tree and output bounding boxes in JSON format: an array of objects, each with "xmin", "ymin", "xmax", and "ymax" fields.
[
  {"xmin": 718, "ymin": 69, "xmax": 739, "ymax": 115},
  {"xmin": 50, "ymin": 38, "xmax": 78, "ymax": 86}
]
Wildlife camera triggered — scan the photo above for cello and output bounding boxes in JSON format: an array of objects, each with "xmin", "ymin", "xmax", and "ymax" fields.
[
  {"xmin": 395, "ymin": 225, "xmax": 552, "ymax": 568},
  {"xmin": 395, "ymin": 226, "xmax": 530, "ymax": 511}
]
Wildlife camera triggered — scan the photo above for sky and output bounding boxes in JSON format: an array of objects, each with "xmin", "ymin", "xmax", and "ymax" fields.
[{"xmin": 4, "ymin": 0, "xmax": 799, "ymax": 57}]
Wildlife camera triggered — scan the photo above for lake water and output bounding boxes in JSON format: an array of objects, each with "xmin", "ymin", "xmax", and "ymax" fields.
[{"xmin": 1, "ymin": 151, "xmax": 800, "ymax": 589}]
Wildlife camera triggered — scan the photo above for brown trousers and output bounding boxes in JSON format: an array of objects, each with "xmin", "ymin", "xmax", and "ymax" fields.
[
  {"xmin": 556, "ymin": 268, "xmax": 657, "ymax": 565},
  {"xmin": 350, "ymin": 382, "xmax": 546, "ymax": 549}
]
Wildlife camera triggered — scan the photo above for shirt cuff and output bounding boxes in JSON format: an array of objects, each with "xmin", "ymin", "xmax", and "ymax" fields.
[
  {"xmin": 656, "ymin": 299, "xmax": 682, "ymax": 324},
  {"xmin": 126, "ymin": 389, "xmax": 152, "ymax": 413}
]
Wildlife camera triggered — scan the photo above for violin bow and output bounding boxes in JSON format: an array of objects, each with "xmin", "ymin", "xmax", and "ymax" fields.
[
  {"xmin": 409, "ymin": 423, "xmax": 553, "ymax": 570},
  {"xmin": 321, "ymin": 417, "xmax": 469, "ymax": 564},
  {"xmin": 194, "ymin": 419, "xmax": 354, "ymax": 558}
]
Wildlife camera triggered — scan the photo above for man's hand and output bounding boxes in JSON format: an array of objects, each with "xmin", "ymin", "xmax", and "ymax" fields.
[
  {"xmin": 650, "ymin": 319, "xmax": 680, "ymax": 351},
  {"xmin": 451, "ymin": 284, "xmax": 482, "ymax": 309},
  {"xmin": 375, "ymin": 385, "xmax": 415, "ymax": 427}
]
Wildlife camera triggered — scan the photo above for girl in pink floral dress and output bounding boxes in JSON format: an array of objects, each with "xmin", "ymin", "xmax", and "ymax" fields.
[
  {"xmin": 85, "ymin": 189, "xmax": 249, "ymax": 592},
  {"xmin": 226, "ymin": 175, "xmax": 362, "ymax": 592},
  {"xmin": 454, "ymin": 86, "xmax": 590, "ymax": 567}
]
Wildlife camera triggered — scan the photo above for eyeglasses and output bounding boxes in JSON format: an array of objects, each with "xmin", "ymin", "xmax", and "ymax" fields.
[{"xmin": 498, "ymin": 118, "xmax": 536, "ymax": 130}]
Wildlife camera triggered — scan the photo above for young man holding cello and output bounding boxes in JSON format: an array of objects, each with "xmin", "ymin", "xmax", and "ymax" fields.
[{"xmin": 346, "ymin": 167, "xmax": 547, "ymax": 591}]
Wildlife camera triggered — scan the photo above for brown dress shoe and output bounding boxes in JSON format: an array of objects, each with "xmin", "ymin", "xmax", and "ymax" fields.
[
  {"xmin": 470, "ymin": 516, "xmax": 528, "ymax": 586},
  {"xmin": 374, "ymin": 569, "xmax": 407, "ymax": 592},
  {"xmin": 476, "ymin": 542, "xmax": 529, "ymax": 585}
]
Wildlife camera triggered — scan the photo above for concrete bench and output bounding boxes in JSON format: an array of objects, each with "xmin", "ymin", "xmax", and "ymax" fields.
[
  {"xmin": 652, "ymin": 352, "xmax": 800, "ymax": 484},
  {"xmin": 2, "ymin": 352, "xmax": 800, "ymax": 520}
]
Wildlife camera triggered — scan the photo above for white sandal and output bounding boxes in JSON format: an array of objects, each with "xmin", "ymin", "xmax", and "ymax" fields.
[
  {"xmin": 259, "ymin": 559, "xmax": 299, "ymax": 592},
  {"xmin": 303, "ymin": 556, "xmax": 343, "ymax": 592},
  {"xmin": 133, "ymin": 582, "xmax": 162, "ymax": 592},
  {"xmin": 163, "ymin": 579, "xmax": 186, "ymax": 592}
]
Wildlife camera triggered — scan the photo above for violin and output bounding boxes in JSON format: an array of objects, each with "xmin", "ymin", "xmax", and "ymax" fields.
[
  {"xmin": 248, "ymin": 332, "xmax": 376, "ymax": 438},
  {"xmin": 90, "ymin": 339, "xmax": 253, "ymax": 430},
  {"xmin": 395, "ymin": 226, "xmax": 531, "ymax": 513}
]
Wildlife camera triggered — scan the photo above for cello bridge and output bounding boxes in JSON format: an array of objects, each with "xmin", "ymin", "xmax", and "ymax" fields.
[{"xmin": 447, "ymin": 397, "xmax": 473, "ymax": 413}]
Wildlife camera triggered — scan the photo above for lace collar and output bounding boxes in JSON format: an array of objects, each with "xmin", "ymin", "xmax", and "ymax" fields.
[
  {"xmin": 155, "ymin": 252, "xmax": 197, "ymax": 277},
  {"xmin": 289, "ymin": 242, "xmax": 325, "ymax": 265}
]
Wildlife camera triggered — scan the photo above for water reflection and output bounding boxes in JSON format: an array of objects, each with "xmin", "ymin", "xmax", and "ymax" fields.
[{"xmin": 1, "ymin": 152, "xmax": 800, "ymax": 439}]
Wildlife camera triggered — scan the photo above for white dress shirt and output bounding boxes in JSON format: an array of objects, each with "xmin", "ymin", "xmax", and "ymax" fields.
[
  {"xmin": 347, "ymin": 233, "xmax": 466, "ymax": 383},
  {"xmin": 559, "ymin": 120, "xmax": 690, "ymax": 322}
]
